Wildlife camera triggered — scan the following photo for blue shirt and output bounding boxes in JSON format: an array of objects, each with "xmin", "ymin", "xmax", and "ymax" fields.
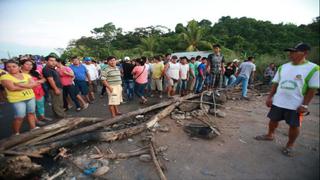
[
  {"xmin": 70, "ymin": 64, "xmax": 87, "ymax": 81},
  {"xmin": 198, "ymin": 63, "xmax": 206, "ymax": 76}
]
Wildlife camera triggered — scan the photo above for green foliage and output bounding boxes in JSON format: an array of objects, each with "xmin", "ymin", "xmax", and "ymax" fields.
[{"xmin": 60, "ymin": 16, "xmax": 319, "ymax": 72}]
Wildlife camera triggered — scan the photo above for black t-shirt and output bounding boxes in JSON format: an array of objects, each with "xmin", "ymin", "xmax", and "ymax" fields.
[
  {"xmin": 42, "ymin": 66, "xmax": 62, "ymax": 89},
  {"xmin": 224, "ymin": 66, "xmax": 236, "ymax": 77},
  {"xmin": 122, "ymin": 62, "xmax": 135, "ymax": 80}
]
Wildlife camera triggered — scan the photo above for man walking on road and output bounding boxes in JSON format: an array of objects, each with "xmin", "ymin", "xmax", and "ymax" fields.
[{"xmin": 255, "ymin": 43, "xmax": 319, "ymax": 157}]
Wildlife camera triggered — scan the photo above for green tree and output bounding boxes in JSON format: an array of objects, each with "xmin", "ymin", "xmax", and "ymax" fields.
[{"xmin": 180, "ymin": 20, "xmax": 210, "ymax": 51}]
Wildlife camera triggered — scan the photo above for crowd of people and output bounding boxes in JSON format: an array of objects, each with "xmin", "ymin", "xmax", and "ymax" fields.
[
  {"xmin": 1, "ymin": 42, "xmax": 318, "ymax": 157},
  {"xmin": 0, "ymin": 44, "xmax": 261, "ymax": 135}
]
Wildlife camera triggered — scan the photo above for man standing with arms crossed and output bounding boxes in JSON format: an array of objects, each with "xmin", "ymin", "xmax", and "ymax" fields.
[{"xmin": 255, "ymin": 43, "xmax": 319, "ymax": 157}]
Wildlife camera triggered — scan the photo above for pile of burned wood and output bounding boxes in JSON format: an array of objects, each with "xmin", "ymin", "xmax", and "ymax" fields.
[{"xmin": 0, "ymin": 90, "xmax": 233, "ymax": 179}]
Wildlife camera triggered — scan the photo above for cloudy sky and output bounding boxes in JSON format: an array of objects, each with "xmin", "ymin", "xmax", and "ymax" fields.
[{"xmin": 0, "ymin": 0, "xmax": 318, "ymax": 58}]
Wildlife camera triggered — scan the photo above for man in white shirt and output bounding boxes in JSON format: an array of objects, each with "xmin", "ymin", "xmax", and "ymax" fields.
[
  {"xmin": 179, "ymin": 56, "xmax": 189, "ymax": 96},
  {"xmin": 164, "ymin": 55, "xmax": 181, "ymax": 98},
  {"xmin": 255, "ymin": 43, "xmax": 319, "ymax": 157},
  {"xmin": 83, "ymin": 57, "xmax": 99, "ymax": 102}
]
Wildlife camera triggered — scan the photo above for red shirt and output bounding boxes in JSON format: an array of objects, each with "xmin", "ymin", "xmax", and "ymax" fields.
[
  {"xmin": 32, "ymin": 76, "xmax": 44, "ymax": 100},
  {"xmin": 57, "ymin": 66, "xmax": 74, "ymax": 86}
]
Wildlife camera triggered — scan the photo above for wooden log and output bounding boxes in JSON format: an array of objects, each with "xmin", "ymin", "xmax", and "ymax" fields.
[
  {"xmin": 91, "ymin": 146, "xmax": 167, "ymax": 160},
  {"xmin": 20, "ymin": 93, "xmax": 200, "ymax": 155},
  {"xmin": 2, "ymin": 150, "xmax": 43, "ymax": 158},
  {"xmin": 36, "ymin": 93, "xmax": 199, "ymax": 146},
  {"xmin": 35, "ymin": 100, "xmax": 175, "ymax": 145},
  {"xmin": 150, "ymin": 140, "xmax": 167, "ymax": 180},
  {"xmin": 45, "ymin": 168, "xmax": 66, "ymax": 180},
  {"xmin": 0, "ymin": 117, "xmax": 101, "ymax": 152}
]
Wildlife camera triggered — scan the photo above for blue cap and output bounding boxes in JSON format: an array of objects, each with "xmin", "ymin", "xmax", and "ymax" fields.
[
  {"xmin": 284, "ymin": 43, "xmax": 311, "ymax": 52},
  {"xmin": 83, "ymin": 57, "xmax": 92, "ymax": 61}
]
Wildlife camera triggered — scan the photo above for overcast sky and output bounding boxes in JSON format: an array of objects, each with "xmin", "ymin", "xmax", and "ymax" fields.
[{"xmin": 0, "ymin": 0, "xmax": 318, "ymax": 58}]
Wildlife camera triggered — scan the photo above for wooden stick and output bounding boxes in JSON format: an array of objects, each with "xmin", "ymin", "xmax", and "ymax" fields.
[
  {"xmin": 36, "ymin": 100, "xmax": 176, "ymax": 145},
  {"xmin": 46, "ymin": 168, "xmax": 66, "ymax": 180},
  {"xmin": 90, "ymin": 146, "xmax": 167, "ymax": 160},
  {"xmin": 37, "ymin": 93, "xmax": 200, "ymax": 146},
  {"xmin": 149, "ymin": 140, "xmax": 167, "ymax": 180},
  {"xmin": 2, "ymin": 150, "xmax": 43, "ymax": 158},
  {"xmin": 182, "ymin": 100, "xmax": 214, "ymax": 105},
  {"xmin": 0, "ymin": 117, "xmax": 102, "ymax": 152}
]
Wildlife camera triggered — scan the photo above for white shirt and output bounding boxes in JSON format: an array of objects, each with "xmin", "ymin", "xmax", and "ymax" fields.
[
  {"xmin": 180, "ymin": 63, "xmax": 189, "ymax": 80},
  {"xmin": 239, "ymin": 61, "xmax": 256, "ymax": 79},
  {"xmin": 167, "ymin": 62, "xmax": 180, "ymax": 80},
  {"xmin": 272, "ymin": 61, "xmax": 319, "ymax": 110},
  {"xmin": 83, "ymin": 63, "xmax": 99, "ymax": 81}
]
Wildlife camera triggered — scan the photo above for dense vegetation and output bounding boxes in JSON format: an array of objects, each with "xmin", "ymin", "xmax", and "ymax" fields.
[{"xmin": 60, "ymin": 16, "xmax": 319, "ymax": 76}]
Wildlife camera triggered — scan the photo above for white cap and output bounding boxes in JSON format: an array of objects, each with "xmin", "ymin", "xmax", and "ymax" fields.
[
  {"xmin": 124, "ymin": 56, "xmax": 130, "ymax": 61},
  {"xmin": 232, "ymin": 59, "xmax": 239, "ymax": 63}
]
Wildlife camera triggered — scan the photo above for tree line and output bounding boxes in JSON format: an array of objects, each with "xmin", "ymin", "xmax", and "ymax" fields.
[{"xmin": 60, "ymin": 16, "xmax": 319, "ymax": 64}]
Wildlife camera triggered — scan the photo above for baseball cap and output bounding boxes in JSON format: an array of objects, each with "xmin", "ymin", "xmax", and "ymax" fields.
[
  {"xmin": 124, "ymin": 56, "xmax": 130, "ymax": 61},
  {"xmin": 284, "ymin": 43, "xmax": 311, "ymax": 52},
  {"xmin": 83, "ymin": 57, "xmax": 92, "ymax": 61},
  {"xmin": 232, "ymin": 59, "xmax": 239, "ymax": 63}
]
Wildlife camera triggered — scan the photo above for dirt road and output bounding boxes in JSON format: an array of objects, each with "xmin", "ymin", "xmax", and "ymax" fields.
[{"xmin": 0, "ymin": 94, "xmax": 319, "ymax": 180}]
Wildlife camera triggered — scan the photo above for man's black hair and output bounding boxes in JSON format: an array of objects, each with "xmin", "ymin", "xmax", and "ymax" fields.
[
  {"xmin": 165, "ymin": 53, "xmax": 171, "ymax": 57},
  {"xmin": 248, "ymin": 56, "xmax": 254, "ymax": 61},
  {"xmin": 171, "ymin": 55, "xmax": 178, "ymax": 59},
  {"xmin": 154, "ymin": 55, "xmax": 161, "ymax": 61},
  {"xmin": 106, "ymin": 56, "xmax": 116, "ymax": 62},
  {"xmin": 45, "ymin": 55, "xmax": 57, "ymax": 61},
  {"xmin": 212, "ymin": 44, "xmax": 221, "ymax": 48},
  {"xmin": 196, "ymin": 55, "xmax": 201, "ymax": 60},
  {"xmin": 71, "ymin": 56, "xmax": 78, "ymax": 60},
  {"xmin": 141, "ymin": 56, "xmax": 147, "ymax": 62}
]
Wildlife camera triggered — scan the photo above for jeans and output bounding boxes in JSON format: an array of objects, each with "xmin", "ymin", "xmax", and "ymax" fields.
[
  {"xmin": 124, "ymin": 79, "xmax": 134, "ymax": 100},
  {"xmin": 12, "ymin": 98, "xmax": 36, "ymax": 118},
  {"xmin": 134, "ymin": 82, "xmax": 147, "ymax": 98},
  {"xmin": 63, "ymin": 85, "xmax": 81, "ymax": 108},
  {"xmin": 195, "ymin": 76, "xmax": 205, "ymax": 93},
  {"xmin": 224, "ymin": 75, "xmax": 236, "ymax": 87},
  {"xmin": 180, "ymin": 79, "xmax": 188, "ymax": 91},
  {"xmin": 229, "ymin": 75, "xmax": 249, "ymax": 97},
  {"xmin": 146, "ymin": 77, "xmax": 152, "ymax": 96}
]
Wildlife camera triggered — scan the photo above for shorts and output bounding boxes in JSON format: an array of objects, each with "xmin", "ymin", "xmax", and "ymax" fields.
[
  {"xmin": 168, "ymin": 78, "xmax": 179, "ymax": 90},
  {"xmin": 75, "ymin": 80, "xmax": 89, "ymax": 96},
  {"xmin": 11, "ymin": 98, "xmax": 36, "ymax": 118},
  {"xmin": 107, "ymin": 84, "xmax": 123, "ymax": 105},
  {"xmin": 88, "ymin": 80, "xmax": 98, "ymax": 93},
  {"xmin": 151, "ymin": 78, "xmax": 163, "ymax": 91},
  {"xmin": 267, "ymin": 105, "xmax": 303, "ymax": 127}
]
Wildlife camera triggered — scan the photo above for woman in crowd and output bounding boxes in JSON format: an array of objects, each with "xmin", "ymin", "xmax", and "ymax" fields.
[
  {"xmin": 132, "ymin": 58, "xmax": 148, "ymax": 104},
  {"xmin": 0, "ymin": 60, "xmax": 40, "ymax": 135},
  {"xmin": 20, "ymin": 59, "xmax": 51, "ymax": 125},
  {"xmin": 56, "ymin": 58, "xmax": 88, "ymax": 111},
  {"xmin": 224, "ymin": 62, "xmax": 237, "ymax": 87}
]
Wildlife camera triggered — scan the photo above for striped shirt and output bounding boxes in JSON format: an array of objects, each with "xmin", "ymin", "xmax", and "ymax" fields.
[{"xmin": 101, "ymin": 66, "xmax": 122, "ymax": 85}]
